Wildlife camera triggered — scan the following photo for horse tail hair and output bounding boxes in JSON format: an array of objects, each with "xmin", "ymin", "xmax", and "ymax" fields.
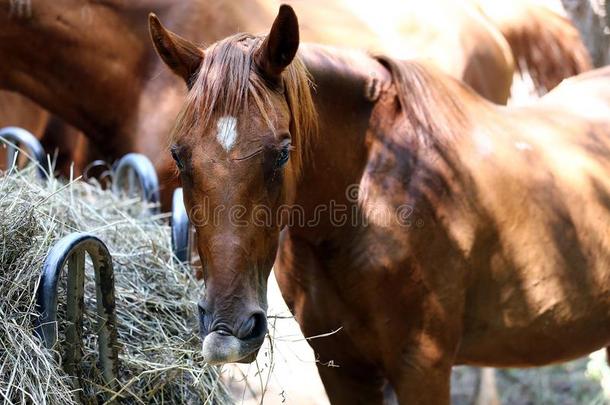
[{"xmin": 476, "ymin": 1, "xmax": 592, "ymax": 94}]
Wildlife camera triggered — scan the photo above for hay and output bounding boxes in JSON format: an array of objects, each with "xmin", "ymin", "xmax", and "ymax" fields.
[{"xmin": 0, "ymin": 166, "xmax": 232, "ymax": 404}]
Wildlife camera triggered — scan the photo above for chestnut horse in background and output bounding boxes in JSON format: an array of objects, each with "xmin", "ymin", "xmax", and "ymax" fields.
[
  {"xmin": 151, "ymin": 5, "xmax": 610, "ymax": 404},
  {"xmin": 0, "ymin": 0, "xmax": 583, "ymax": 208}
]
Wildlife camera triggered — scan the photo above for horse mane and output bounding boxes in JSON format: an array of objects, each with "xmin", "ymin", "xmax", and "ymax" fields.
[
  {"xmin": 171, "ymin": 33, "xmax": 317, "ymax": 177},
  {"xmin": 374, "ymin": 56, "xmax": 471, "ymax": 147}
]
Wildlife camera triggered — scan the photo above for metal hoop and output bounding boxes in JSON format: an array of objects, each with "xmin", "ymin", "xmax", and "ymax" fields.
[
  {"xmin": 0, "ymin": 126, "xmax": 47, "ymax": 177},
  {"xmin": 112, "ymin": 153, "xmax": 160, "ymax": 212},
  {"xmin": 172, "ymin": 188, "xmax": 191, "ymax": 263},
  {"xmin": 35, "ymin": 233, "xmax": 119, "ymax": 392}
]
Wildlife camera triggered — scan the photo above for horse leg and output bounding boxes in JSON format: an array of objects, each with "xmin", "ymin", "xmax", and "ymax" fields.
[
  {"xmin": 39, "ymin": 116, "xmax": 82, "ymax": 177},
  {"xmin": 387, "ymin": 297, "xmax": 464, "ymax": 404},
  {"xmin": 274, "ymin": 232, "xmax": 387, "ymax": 404},
  {"xmin": 316, "ymin": 363, "xmax": 387, "ymax": 405},
  {"xmin": 381, "ymin": 358, "xmax": 452, "ymax": 405}
]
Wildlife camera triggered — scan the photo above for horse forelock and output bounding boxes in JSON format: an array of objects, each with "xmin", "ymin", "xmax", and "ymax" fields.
[{"xmin": 171, "ymin": 33, "xmax": 318, "ymax": 178}]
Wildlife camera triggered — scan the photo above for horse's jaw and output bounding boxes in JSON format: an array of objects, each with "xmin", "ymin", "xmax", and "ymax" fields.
[{"xmin": 201, "ymin": 331, "xmax": 261, "ymax": 365}]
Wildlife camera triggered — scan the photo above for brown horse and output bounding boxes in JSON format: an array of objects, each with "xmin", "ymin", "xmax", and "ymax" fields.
[
  {"xmin": 151, "ymin": 5, "xmax": 610, "ymax": 403},
  {"xmin": 0, "ymin": 0, "xmax": 516, "ymax": 208}
]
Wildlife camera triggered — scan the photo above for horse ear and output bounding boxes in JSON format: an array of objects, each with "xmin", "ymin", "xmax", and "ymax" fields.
[
  {"xmin": 148, "ymin": 13, "xmax": 204, "ymax": 88},
  {"xmin": 254, "ymin": 5, "xmax": 300, "ymax": 81}
]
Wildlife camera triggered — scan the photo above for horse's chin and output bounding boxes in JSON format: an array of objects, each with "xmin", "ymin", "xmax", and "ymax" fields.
[{"xmin": 201, "ymin": 331, "xmax": 261, "ymax": 365}]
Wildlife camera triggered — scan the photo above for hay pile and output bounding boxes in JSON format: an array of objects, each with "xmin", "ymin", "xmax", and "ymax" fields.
[{"xmin": 0, "ymin": 167, "xmax": 232, "ymax": 404}]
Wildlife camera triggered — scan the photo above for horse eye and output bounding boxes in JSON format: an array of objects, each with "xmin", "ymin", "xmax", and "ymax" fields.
[
  {"xmin": 276, "ymin": 146, "xmax": 290, "ymax": 168},
  {"xmin": 171, "ymin": 148, "xmax": 184, "ymax": 170}
]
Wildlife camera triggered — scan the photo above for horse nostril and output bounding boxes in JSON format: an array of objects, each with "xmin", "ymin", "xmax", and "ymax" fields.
[
  {"xmin": 198, "ymin": 301, "xmax": 210, "ymax": 336},
  {"xmin": 198, "ymin": 301, "xmax": 206, "ymax": 317},
  {"xmin": 237, "ymin": 311, "xmax": 267, "ymax": 340}
]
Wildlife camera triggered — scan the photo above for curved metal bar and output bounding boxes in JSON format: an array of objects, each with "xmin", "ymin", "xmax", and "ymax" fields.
[
  {"xmin": 0, "ymin": 126, "xmax": 47, "ymax": 177},
  {"xmin": 172, "ymin": 188, "xmax": 191, "ymax": 263},
  {"xmin": 35, "ymin": 233, "xmax": 119, "ymax": 391},
  {"xmin": 112, "ymin": 153, "xmax": 160, "ymax": 212}
]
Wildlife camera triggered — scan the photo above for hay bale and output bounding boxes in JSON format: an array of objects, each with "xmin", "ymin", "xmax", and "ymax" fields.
[{"xmin": 0, "ymin": 167, "xmax": 232, "ymax": 404}]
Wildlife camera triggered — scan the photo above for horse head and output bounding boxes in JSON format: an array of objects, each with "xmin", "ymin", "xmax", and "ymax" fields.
[{"xmin": 150, "ymin": 5, "xmax": 316, "ymax": 364}]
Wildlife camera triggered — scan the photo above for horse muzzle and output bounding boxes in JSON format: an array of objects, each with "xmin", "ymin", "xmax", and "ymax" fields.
[
  {"xmin": 199, "ymin": 305, "xmax": 268, "ymax": 365},
  {"xmin": 201, "ymin": 330, "xmax": 264, "ymax": 365}
]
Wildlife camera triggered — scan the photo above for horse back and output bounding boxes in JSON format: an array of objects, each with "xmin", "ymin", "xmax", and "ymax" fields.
[{"xmin": 454, "ymin": 68, "xmax": 610, "ymax": 365}]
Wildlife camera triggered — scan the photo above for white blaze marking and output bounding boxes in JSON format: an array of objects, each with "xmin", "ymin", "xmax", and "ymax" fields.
[{"xmin": 216, "ymin": 116, "xmax": 238, "ymax": 152}]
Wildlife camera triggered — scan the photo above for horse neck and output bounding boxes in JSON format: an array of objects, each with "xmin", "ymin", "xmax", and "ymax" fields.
[
  {"xmin": 291, "ymin": 45, "xmax": 390, "ymax": 235},
  {"xmin": 293, "ymin": 45, "xmax": 483, "ymax": 240}
]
